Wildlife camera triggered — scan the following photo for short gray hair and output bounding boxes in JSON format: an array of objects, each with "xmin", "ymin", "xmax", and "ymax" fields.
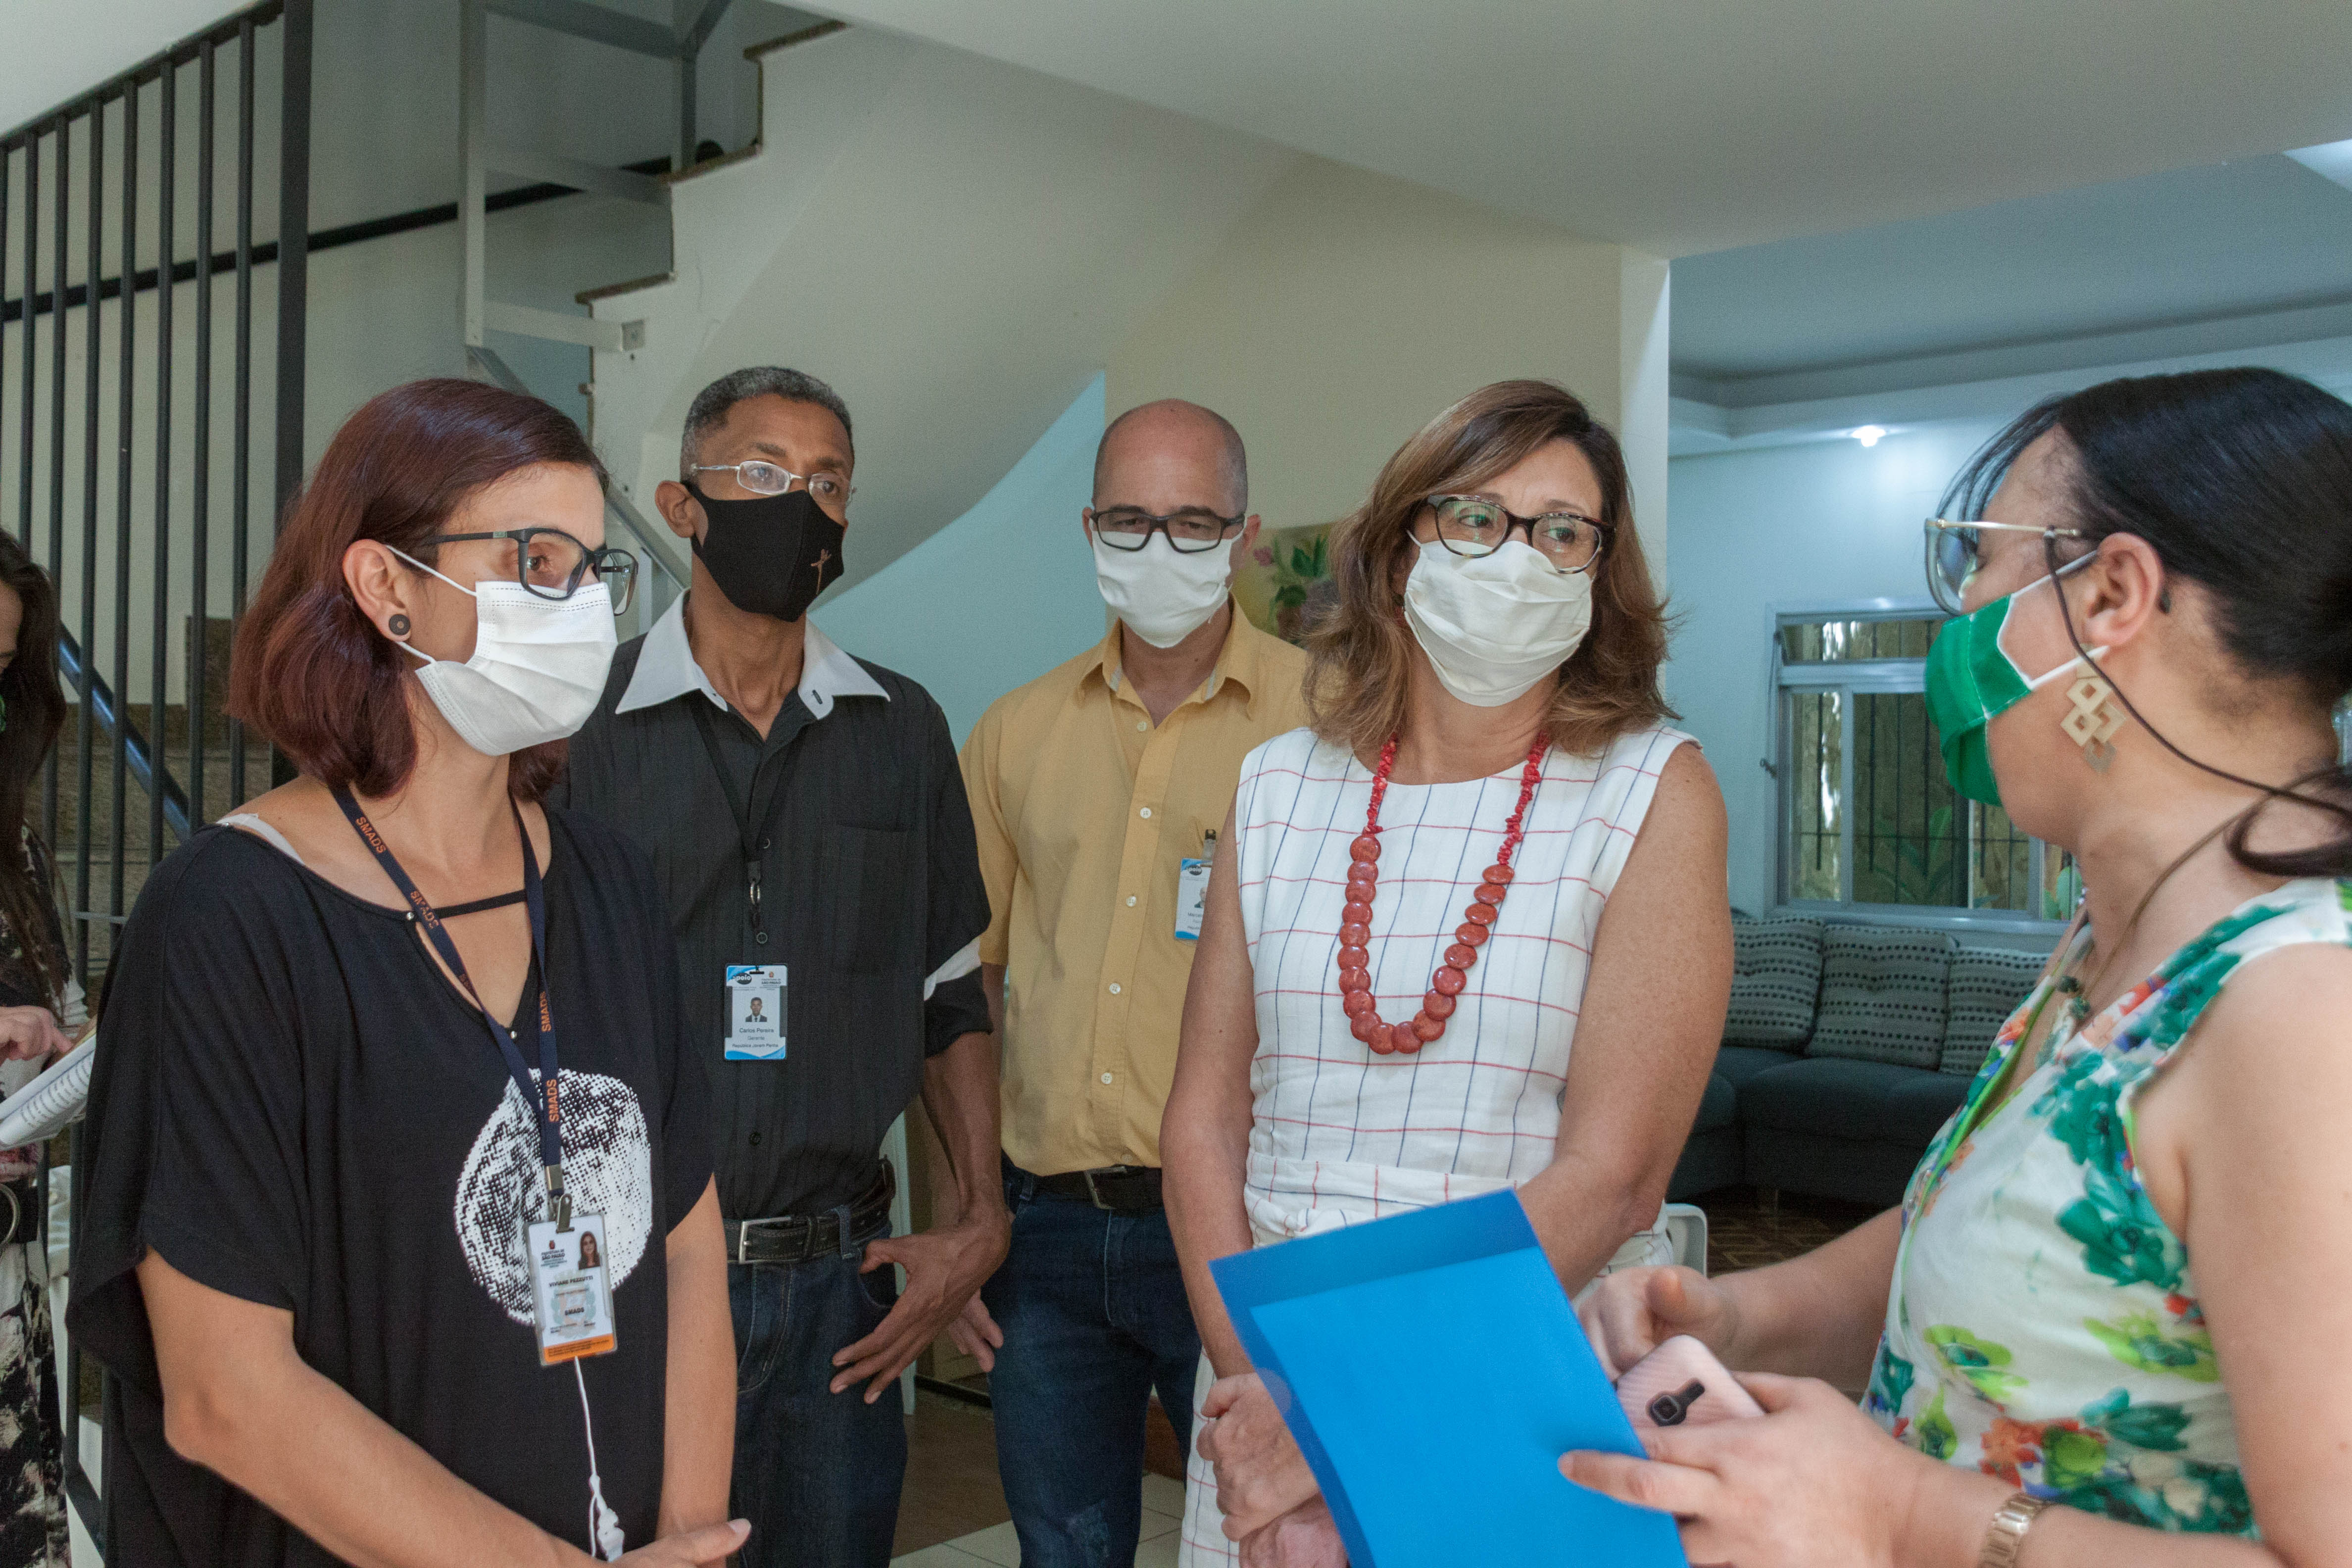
[{"xmin": 680, "ymin": 366, "xmax": 854, "ymax": 478}]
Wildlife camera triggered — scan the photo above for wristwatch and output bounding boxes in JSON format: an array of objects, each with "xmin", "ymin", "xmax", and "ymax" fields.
[{"xmin": 1979, "ymin": 1491, "xmax": 2052, "ymax": 1568}]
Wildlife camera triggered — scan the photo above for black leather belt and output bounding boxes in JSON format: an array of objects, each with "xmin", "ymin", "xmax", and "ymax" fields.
[
  {"xmin": 1033, "ymin": 1165, "xmax": 1163, "ymax": 1212},
  {"xmin": 725, "ymin": 1162, "xmax": 895, "ymax": 1266}
]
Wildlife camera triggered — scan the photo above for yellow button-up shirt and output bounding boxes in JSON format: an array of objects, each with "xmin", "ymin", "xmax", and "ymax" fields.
[{"xmin": 961, "ymin": 609, "xmax": 1313, "ymax": 1176}]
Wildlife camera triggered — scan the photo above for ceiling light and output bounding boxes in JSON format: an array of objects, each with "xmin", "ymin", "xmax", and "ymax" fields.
[{"xmin": 1852, "ymin": 425, "xmax": 1886, "ymax": 447}]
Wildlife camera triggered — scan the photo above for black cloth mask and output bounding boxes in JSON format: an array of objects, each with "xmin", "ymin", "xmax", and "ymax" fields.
[{"xmin": 685, "ymin": 483, "xmax": 846, "ymax": 622}]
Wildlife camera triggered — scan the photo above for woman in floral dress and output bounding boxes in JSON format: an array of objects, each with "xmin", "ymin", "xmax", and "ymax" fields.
[
  {"xmin": 0, "ymin": 533, "xmax": 84, "ymax": 1568},
  {"xmin": 1573, "ymin": 367, "xmax": 2352, "ymax": 1566}
]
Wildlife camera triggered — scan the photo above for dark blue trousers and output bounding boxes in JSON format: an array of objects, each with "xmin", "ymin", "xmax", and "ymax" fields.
[
  {"xmin": 983, "ymin": 1164, "xmax": 1203, "ymax": 1568},
  {"xmin": 728, "ymin": 1220, "xmax": 905, "ymax": 1568}
]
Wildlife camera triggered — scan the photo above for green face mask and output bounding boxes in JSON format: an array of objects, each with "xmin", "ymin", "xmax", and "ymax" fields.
[{"xmin": 1923, "ymin": 560, "xmax": 2106, "ymax": 808}]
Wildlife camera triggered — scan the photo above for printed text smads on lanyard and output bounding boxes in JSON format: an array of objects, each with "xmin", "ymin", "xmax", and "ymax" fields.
[{"xmin": 332, "ymin": 787, "xmax": 574, "ymax": 1227}]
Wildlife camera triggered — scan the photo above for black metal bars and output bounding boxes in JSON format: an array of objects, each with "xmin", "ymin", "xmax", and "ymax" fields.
[
  {"xmin": 75, "ymin": 89, "xmax": 102, "ymax": 980},
  {"xmin": 0, "ymin": 0, "xmax": 306, "ymax": 965},
  {"xmin": 0, "ymin": 6, "xmax": 310, "ymax": 1543},
  {"xmin": 152, "ymin": 56, "xmax": 175, "ymax": 860},
  {"xmin": 275, "ymin": 0, "xmax": 309, "ymax": 531},
  {"xmin": 192, "ymin": 40, "xmax": 214, "ymax": 826},
  {"xmin": 231, "ymin": 16, "xmax": 256, "ymax": 809}
]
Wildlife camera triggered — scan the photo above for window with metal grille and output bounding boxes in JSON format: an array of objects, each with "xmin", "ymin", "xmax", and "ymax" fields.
[{"xmin": 1774, "ymin": 607, "xmax": 2075, "ymax": 927}]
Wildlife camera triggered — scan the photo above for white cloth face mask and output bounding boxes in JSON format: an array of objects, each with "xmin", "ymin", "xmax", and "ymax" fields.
[
  {"xmin": 1091, "ymin": 531, "xmax": 1233, "ymax": 649},
  {"xmin": 1403, "ymin": 538, "xmax": 1594, "ymax": 708},
  {"xmin": 389, "ymin": 549, "xmax": 618, "ymax": 756}
]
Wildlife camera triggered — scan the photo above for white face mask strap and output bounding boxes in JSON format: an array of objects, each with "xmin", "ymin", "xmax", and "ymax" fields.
[
  {"xmin": 2024, "ymin": 644, "xmax": 2112, "ymax": 693},
  {"xmin": 2013, "ymin": 548, "xmax": 2109, "ymax": 690},
  {"xmin": 385, "ymin": 546, "xmax": 482, "ymax": 667}
]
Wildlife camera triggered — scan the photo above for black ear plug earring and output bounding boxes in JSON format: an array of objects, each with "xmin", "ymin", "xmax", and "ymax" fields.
[{"xmin": 388, "ymin": 614, "xmax": 410, "ymax": 638}]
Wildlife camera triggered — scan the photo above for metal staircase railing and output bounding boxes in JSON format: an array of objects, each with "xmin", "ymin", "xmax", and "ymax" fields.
[
  {"xmin": 0, "ymin": 2, "xmax": 313, "ymax": 1552},
  {"xmin": 52, "ymin": 626, "xmax": 193, "ymax": 848}
]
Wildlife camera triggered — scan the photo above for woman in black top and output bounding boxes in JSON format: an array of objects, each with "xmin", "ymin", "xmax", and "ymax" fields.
[
  {"xmin": 69, "ymin": 380, "xmax": 743, "ymax": 1566},
  {"xmin": 0, "ymin": 531, "xmax": 84, "ymax": 1568}
]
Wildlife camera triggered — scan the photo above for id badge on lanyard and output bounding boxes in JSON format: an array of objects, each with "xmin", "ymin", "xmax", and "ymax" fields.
[
  {"xmin": 725, "ymin": 964, "xmax": 787, "ymax": 1060},
  {"xmin": 526, "ymin": 1212, "xmax": 618, "ymax": 1363},
  {"xmin": 332, "ymin": 788, "xmax": 617, "ymax": 1366},
  {"xmin": 1175, "ymin": 830, "xmax": 1217, "ymax": 941}
]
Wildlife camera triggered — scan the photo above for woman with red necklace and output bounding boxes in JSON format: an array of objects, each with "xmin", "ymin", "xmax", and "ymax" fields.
[{"xmin": 1162, "ymin": 380, "xmax": 1733, "ymax": 1565}]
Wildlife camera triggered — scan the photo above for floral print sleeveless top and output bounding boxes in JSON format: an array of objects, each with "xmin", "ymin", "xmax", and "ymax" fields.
[{"xmin": 1870, "ymin": 877, "xmax": 2352, "ymax": 1535}]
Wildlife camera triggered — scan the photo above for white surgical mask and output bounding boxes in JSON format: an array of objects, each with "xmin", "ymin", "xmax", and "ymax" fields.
[
  {"xmin": 1092, "ymin": 531, "xmax": 1233, "ymax": 649},
  {"xmin": 390, "ymin": 549, "xmax": 617, "ymax": 756},
  {"xmin": 1403, "ymin": 538, "xmax": 1593, "ymax": 707}
]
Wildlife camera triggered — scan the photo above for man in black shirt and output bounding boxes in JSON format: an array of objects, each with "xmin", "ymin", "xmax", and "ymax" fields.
[{"xmin": 558, "ymin": 367, "xmax": 1007, "ymax": 1568}]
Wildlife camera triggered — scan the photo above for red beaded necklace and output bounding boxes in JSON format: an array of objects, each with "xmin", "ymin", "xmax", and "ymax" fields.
[{"xmin": 1337, "ymin": 734, "xmax": 1549, "ymax": 1056}]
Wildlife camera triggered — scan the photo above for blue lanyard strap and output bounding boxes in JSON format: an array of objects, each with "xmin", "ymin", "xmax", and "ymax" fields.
[{"xmin": 332, "ymin": 787, "xmax": 568, "ymax": 1220}]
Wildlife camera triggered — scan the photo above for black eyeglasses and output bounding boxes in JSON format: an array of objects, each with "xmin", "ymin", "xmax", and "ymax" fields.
[
  {"xmin": 1424, "ymin": 495, "xmax": 1611, "ymax": 573},
  {"xmin": 432, "ymin": 528, "xmax": 639, "ymax": 616},
  {"xmin": 1090, "ymin": 508, "xmax": 1245, "ymax": 554}
]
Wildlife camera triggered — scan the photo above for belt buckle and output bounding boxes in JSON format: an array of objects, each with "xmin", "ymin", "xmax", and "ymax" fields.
[
  {"xmin": 1082, "ymin": 1167, "xmax": 1122, "ymax": 1211},
  {"xmin": 735, "ymin": 1214, "xmax": 787, "ymax": 1265}
]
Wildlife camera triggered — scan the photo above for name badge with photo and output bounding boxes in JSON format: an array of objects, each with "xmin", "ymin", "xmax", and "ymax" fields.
[
  {"xmin": 525, "ymin": 1212, "xmax": 617, "ymax": 1365},
  {"xmin": 1174, "ymin": 858, "xmax": 1211, "ymax": 941},
  {"xmin": 725, "ymin": 964, "xmax": 787, "ymax": 1061}
]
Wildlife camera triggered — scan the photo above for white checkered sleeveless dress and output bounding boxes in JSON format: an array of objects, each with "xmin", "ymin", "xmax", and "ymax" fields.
[{"xmin": 1178, "ymin": 722, "xmax": 1693, "ymax": 1564}]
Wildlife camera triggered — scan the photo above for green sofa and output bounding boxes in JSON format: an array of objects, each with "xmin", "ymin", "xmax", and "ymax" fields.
[{"xmin": 1666, "ymin": 916, "xmax": 2050, "ymax": 1210}]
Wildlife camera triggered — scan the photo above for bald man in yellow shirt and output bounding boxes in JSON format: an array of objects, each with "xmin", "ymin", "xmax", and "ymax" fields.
[{"xmin": 959, "ymin": 400, "xmax": 1312, "ymax": 1568}]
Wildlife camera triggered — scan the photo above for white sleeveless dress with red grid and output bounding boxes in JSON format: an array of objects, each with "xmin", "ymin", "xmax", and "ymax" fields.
[{"xmin": 1177, "ymin": 722, "xmax": 1694, "ymax": 1565}]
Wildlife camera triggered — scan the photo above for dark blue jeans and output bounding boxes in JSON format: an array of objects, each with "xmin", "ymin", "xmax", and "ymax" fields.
[
  {"xmin": 729, "ymin": 1220, "xmax": 905, "ymax": 1568},
  {"xmin": 983, "ymin": 1164, "xmax": 1203, "ymax": 1568}
]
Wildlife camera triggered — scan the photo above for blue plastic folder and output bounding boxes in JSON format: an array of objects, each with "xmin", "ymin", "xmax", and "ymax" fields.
[{"xmin": 1209, "ymin": 1190, "xmax": 1685, "ymax": 1568}]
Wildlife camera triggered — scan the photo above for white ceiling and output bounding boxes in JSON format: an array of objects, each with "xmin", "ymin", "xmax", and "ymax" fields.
[
  {"xmin": 1664, "ymin": 148, "xmax": 2352, "ymax": 454},
  {"xmin": 798, "ymin": 0, "xmax": 2352, "ymax": 258},
  {"xmin": 2, "ymin": 0, "xmax": 253, "ymax": 134},
  {"xmin": 1674, "ymin": 152, "xmax": 2352, "ymax": 391}
]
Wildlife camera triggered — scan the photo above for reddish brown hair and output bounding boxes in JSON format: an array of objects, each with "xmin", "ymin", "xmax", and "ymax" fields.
[
  {"xmin": 229, "ymin": 378, "xmax": 607, "ymax": 800},
  {"xmin": 1306, "ymin": 379, "xmax": 1674, "ymax": 759}
]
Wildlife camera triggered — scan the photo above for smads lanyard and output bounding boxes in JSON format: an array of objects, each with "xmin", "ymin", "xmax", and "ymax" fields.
[
  {"xmin": 333, "ymin": 786, "xmax": 571, "ymax": 1223},
  {"xmin": 332, "ymin": 788, "xmax": 626, "ymax": 1557}
]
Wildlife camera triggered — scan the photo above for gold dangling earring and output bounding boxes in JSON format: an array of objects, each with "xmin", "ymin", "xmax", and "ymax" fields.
[{"xmin": 2060, "ymin": 661, "xmax": 2125, "ymax": 772}]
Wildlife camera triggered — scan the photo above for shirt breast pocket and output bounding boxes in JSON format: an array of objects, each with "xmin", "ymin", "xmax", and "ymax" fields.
[{"xmin": 820, "ymin": 825, "xmax": 914, "ymax": 976}]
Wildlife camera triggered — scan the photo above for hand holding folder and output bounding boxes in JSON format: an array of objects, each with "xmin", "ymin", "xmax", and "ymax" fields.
[{"xmin": 1209, "ymin": 1189, "xmax": 1687, "ymax": 1568}]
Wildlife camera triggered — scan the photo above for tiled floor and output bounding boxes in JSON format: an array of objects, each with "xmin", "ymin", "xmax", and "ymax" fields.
[
  {"xmin": 892, "ymin": 1472, "xmax": 1185, "ymax": 1567},
  {"xmin": 893, "ymin": 1392, "xmax": 1016, "ymax": 1556},
  {"xmin": 1699, "ymin": 1186, "xmax": 1880, "ymax": 1274}
]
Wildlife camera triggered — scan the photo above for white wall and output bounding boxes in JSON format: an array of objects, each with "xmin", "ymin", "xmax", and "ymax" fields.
[
  {"xmin": 1664, "ymin": 421, "xmax": 2002, "ymax": 913},
  {"xmin": 587, "ymin": 26, "xmax": 1299, "ymax": 590},
  {"xmin": 3, "ymin": 0, "xmax": 248, "ymax": 131},
  {"xmin": 1618, "ymin": 252, "xmax": 1672, "ymax": 583},
  {"xmin": 1107, "ymin": 157, "xmax": 1663, "ymax": 561},
  {"xmin": 587, "ymin": 32, "xmax": 1677, "ymax": 752},
  {"xmin": 811, "ymin": 373, "xmax": 1104, "ymax": 743},
  {"xmin": 11, "ymin": 2, "xmax": 1668, "ymax": 749}
]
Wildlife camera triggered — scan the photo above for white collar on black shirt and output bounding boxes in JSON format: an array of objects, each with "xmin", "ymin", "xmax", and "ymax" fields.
[{"xmin": 615, "ymin": 593, "xmax": 889, "ymax": 721}]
